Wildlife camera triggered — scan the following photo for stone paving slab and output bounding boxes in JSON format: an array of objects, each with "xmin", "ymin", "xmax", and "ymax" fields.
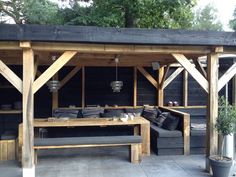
[{"xmin": 0, "ymin": 147, "xmax": 235, "ymax": 177}]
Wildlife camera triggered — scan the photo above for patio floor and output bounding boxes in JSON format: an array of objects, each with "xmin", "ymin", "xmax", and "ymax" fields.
[{"xmin": 0, "ymin": 147, "xmax": 236, "ymax": 177}]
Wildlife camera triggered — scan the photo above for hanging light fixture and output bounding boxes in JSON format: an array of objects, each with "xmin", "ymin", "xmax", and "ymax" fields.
[
  {"xmin": 110, "ymin": 56, "xmax": 123, "ymax": 92},
  {"xmin": 47, "ymin": 56, "xmax": 61, "ymax": 92}
]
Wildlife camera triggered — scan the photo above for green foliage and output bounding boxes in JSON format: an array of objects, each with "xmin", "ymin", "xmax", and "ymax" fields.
[
  {"xmin": 229, "ymin": 7, "xmax": 236, "ymax": 31},
  {"xmin": 192, "ymin": 4, "xmax": 223, "ymax": 31},
  {"xmin": 23, "ymin": 0, "xmax": 61, "ymax": 24},
  {"xmin": 60, "ymin": 0, "xmax": 196, "ymax": 29},
  {"xmin": 216, "ymin": 96, "xmax": 236, "ymax": 137}
]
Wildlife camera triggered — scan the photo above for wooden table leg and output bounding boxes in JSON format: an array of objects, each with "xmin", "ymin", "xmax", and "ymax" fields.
[{"xmin": 140, "ymin": 123, "xmax": 150, "ymax": 156}]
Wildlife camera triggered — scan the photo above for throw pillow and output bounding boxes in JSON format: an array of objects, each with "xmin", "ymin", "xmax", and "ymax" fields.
[
  {"xmin": 162, "ymin": 114, "xmax": 180, "ymax": 131},
  {"xmin": 142, "ymin": 107, "xmax": 158, "ymax": 123},
  {"xmin": 154, "ymin": 112, "xmax": 169, "ymax": 127}
]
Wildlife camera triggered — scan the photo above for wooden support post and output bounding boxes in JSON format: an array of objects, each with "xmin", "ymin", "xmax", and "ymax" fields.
[
  {"xmin": 183, "ymin": 70, "xmax": 188, "ymax": 107},
  {"xmin": 52, "ymin": 73, "xmax": 59, "ymax": 111},
  {"xmin": 137, "ymin": 67, "xmax": 157, "ymax": 88},
  {"xmin": 22, "ymin": 43, "xmax": 35, "ymax": 176},
  {"xmin": 158, "ymin": 67, "xmax": 164, "ymax": 106},
  {"xmin": 133, "ymin": 67, "xmax": 137, "ymax": 107},
  {"xmin": 82, "ymin": 67, "xmax": 85, "ymax": 108},
  {"xmin": 206, "ymin": 53, "xmax": 219, "ymax": 171}
]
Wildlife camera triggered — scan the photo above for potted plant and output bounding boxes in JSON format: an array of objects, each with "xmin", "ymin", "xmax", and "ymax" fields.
[{"xmin": 209, "ymin": 96, "xmax": 236, "ymax": 177}]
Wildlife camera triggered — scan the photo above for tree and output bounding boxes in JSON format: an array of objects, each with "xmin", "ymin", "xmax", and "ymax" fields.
[
  {"xmin": 59, "ymin": 0, "xmax": 196, "ymax": 29},
  {"xmin": 192, "ymin": 4, "xmax": 223, "ymax": 31},
  {"xmin": 229, "ymin": 7, "xmax": 236, "ymax": 31},
  {"xmin": 0, "ymin": 0, "xmax": 61, "ymax": 24},
  {"xmin": 0, "ymin": 0, "xmax": 23, "ymax": 24}
]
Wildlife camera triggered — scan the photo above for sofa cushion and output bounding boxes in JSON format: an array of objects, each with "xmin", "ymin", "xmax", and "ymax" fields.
[
  {"xmin": 151, "ymin": 124, "xmax": 182, "ymax": 137},
  {"xmin": 104, "ymin": 109, "xmax": 124, "ymax": 117},
  {"xmin": 142, "ymin": 107, "xmax": 158, "ymax": 122},
  {"xmin": 82, "ymin": 107, "xmax": 104, "ymax": 118},
  {"xmin": 53, "ymin": 109, "xmax": 79, "ymax": 118},
  {"xmin": 155, "ymin": 112, "xmax": 169, "ymax": 127},
  {"xmin": 162, "ymin": 114, "xmax": 179, "ymax": 131}
]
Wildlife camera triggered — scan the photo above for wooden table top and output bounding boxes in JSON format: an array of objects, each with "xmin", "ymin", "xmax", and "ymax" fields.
[{"xmin": 33, "ymin": 117, "xmax": 150, "ymax": 127}]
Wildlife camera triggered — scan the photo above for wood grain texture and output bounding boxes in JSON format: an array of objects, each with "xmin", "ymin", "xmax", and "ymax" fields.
[
  {"xmin": 172, "ymin": 54, "xmax": 208, "ymax": 93},
  {"xmin": 183, "ymin": 70, "xmax": 188, "ymax": 107},
  {"xmin": 82, "ymin": 67, "xmax": 85, "ymax": 108},
  {"xmin": 33, "ymin": 51, "xmax": 77, "ymax": 93},
  {"xmin": 52, "ymin": 74, "xmax": 58, "ymax": 110},
  {"xmin": 0, "ymin": 60, "xmax": 22, "ymax": 93},
  {"xmin": 158, "ymin": 67, "xmax": 164, "ymax": 106},
  {"xmin": 193, "ymin": 59, "xmax": 207, "ymax": 78},
  {"xmin": 0, "ymin": 140, "xmax": 16, "ymax": 161},
  {"xmin": 22, "ymin": 47, "xmax": 34, "ymax": 168},
  {"xmin": 206, "ymin": 53, "xmax": 219, "ymax": 171}
]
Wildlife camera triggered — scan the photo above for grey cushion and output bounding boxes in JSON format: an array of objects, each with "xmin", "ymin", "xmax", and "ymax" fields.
[
  {"xmin": 104, "ymin": 109, "xmax": 124, "ymax": 117},
  {"xmin": 162, "ymin": 114, "xmax": 179, "ymax": 131},
  {"xmin": 34, "ymin": 136, "xmax": 142, "ymax": 146},
  {"xmin": 53, "ymin": 109, "xmax": 79, "ymax": 118},
  {"xmin": 82, "ymin": 107, "xmax": 104, "ymax": 118},
  {"xmin": 151, "ymin": 124, "xmax": 182, "ymax": 138},
  {"xmin": 155, "ymin": 112, "xmax": 169, "ymax": 127}
]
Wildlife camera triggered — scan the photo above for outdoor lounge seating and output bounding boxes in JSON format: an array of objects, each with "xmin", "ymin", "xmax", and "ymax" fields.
[
  {"xmin": 34, "ymin": 135, "xmax": 142, "ymax": 164},
  {"xmin": 52, "ymin": 106, "xmax": 190, "ymax": 155}
]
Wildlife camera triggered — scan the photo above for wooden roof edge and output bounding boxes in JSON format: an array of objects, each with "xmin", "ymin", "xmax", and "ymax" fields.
[{"xmin": 0, "ymin": 24, "xmax": 236, "ymax": 47}]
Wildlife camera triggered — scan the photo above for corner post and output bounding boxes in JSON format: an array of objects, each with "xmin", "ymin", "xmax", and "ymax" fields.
[
  {"xmin": 206, "ymin": 53, "xmax": 219, "ymax": 171},
  {"xmin": 21, "ymin": 42, "xmax": 35, "ymax": 177}
]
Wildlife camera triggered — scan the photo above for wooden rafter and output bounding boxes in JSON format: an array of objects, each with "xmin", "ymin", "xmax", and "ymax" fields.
[
  {"xmin": 160, "ymin": 65, "xmax": 170, "ymax": 88},
  {"xmin": 162, "ymin": 68, "xmax": 184, "ymax": 89},
  {"xmin": 193, "ymin": 59, "xmax": 207, "ymax": 78},
  {"xmin": 172, "ymin": 53, "xmax": 208, "ymax": 93},
  {"xmin": 33, "ymin": 51, "xmax": 77, "ymax": 94},
  {"xmin": 218, "ymin": 62, "xmax": 236, "ymax": 91},
  {"xmin": 137, "ymin": 67, "xmax": 157, "ymax": 88},
  {"xmin": 158, "ymin": 67, "xmax": 164, "ymax": 106},
  {"xmin": 60, "ymin": 65, "xmax": 81, "ymax": 88},
  {"xmin": 0, "ymin": 60, "xmax": 22, "ymax": 93}
]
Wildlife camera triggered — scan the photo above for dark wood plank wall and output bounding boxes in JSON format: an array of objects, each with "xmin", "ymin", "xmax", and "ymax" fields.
[
  {"xmin": 164, "ymin": 68, "xmax": 183, "ymax": 106},
  {"xmin": 85, "ymin": 67, "xmax": 133, "ymax": 106},
  {"xmin": 59, "ymin": 68, "xmax": 82, "ymax": 107},
  {"xmin": 0, "ymin": 63, "xmax": 233, "ymax": 135},
  {"xmin": 137, "ymin": 67, "xmax": 157, "ymax": 106}
]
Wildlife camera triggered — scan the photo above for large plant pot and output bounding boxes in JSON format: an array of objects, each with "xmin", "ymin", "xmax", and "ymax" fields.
[{"xmin": 209, "ymin": 155, "xmax": 232, "ymax": 177}]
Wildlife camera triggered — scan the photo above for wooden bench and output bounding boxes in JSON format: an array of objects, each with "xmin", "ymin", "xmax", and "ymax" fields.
[{"xmin": 34, "ymin": 135, "xmax": 142, "ymax": 164}]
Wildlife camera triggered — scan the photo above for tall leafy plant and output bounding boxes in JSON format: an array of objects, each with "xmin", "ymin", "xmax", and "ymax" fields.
[{"xmin": 216, "ymin": 96, "xmax": 236, "ymax": 160}]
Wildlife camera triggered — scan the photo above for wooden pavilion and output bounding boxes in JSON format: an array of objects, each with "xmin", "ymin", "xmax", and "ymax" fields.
[{"xmin": 1, "ymin": 24, "xmax": 236, "ymax": 176}]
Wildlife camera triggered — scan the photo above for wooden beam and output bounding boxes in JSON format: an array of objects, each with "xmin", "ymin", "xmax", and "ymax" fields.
[
  {"xmin": 133, "ymin": 67, "xmax": 137, "ymax": 107},
  {"xmin": 82, "ymin": 67, "xmax": 85, "ymax": 108},
  {"xmin": 33, "ymin": 51, "xmax": 77, "ymax": 94},
  {"xmin": 218, "ymin": 62, "xmax": 236, "ymax": 91},
  {"xmin": 193, "ymin": 59, "xmax": 207, "ymax": 78},
  {"xmin": 0, "ymin": 60, "xmax": 22, "ymax": 93},
  {"xmin": 20, "ymin": 41, "xmax": 31, "ymax": 49},
  {"xmin": 60, "ymin": 66, "xmax": 81, "ymax": 88},
  {"xmin": 158, "ymin": 67, "xmax": 164, "ymax": 106},
  {"xmin": 163, "ymin": 68, "xmax": 184, "ymax": 89},
  {"xmin": 0, "ymin": 42, "xmax": 21, "ymax": 50},
  {"xmin": 22, "ymin": 47, "xmax": 34, "ymax": 171},
  {"xmin": 206, "ymin": 53, "xmax": 219, "ymax": 171},
  {"xmin": 183, "ymin": 70, "xmax": 188, "ymax": 107},
  {"xmin": 34, "ymin": 57, "xmax": 39, "ymax": 79},
  {"xmin": 172, "ymin": 53, "xmax": 209, "ymax": 93},
  {"xmin": 32, "ymin": 42, "xmax": 212, "ymax": 54},
  {"xmin": 160, "ymin": 65, "xmax": 170, "ymax": 88},
  {"xmin": 137, "ymin": 67, "xmax": 157, "ymax": 88},
  {"xmin": 52, "ymin": 74, "xmax": 58, "ymax": 111}
]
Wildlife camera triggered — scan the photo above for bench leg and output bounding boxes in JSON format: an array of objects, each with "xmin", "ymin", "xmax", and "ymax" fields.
[
  {"xmin": 34, "ymin": 150, "xmax": 38, "ymax": 165},
  {"xmin": 130, "ymin": 144, "xmax": 142, "ymax": 164}
]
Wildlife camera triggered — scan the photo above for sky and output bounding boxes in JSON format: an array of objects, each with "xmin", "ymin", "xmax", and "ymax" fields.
[{"xmin": 197, "ymin": 0, "xmax": 236, "ymax": 31}]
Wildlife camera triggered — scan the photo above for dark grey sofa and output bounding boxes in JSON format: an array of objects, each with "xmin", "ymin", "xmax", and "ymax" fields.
[{"xmin": 150, "ymin": 107, "xmax": 190, "ymax": 155}]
